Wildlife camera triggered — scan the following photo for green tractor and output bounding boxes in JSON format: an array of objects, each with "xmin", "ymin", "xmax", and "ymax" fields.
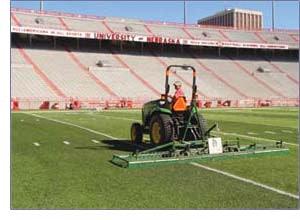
[
  {"xmin": 131, "ymin": 65, "xmax": 206, "ymax": 146},
  {"xmin": 111, "ymin": 65, "xmax": 288, "ymax": 168}
]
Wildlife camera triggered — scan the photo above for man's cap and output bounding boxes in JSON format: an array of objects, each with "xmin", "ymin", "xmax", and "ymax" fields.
[{"xmin": 173, "ymin": 81, "xmax": 182, "ymax": 86}]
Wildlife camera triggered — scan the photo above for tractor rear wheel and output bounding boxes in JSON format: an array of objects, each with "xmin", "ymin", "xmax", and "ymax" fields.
[
  {"xmin": 131, "ymin": 123, "xmax": 143, "ymax": 144},
  {"xmin": 149, "ymin": 114, "xmax": 173, "ymax": 145}
]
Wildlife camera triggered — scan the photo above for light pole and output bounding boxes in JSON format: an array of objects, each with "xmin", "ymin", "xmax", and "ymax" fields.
[
  {"xmin": 183, "ymin": 0, "xmax": 186, "ymax": 24},
  {"xmin": 272, "ymin": 0, "xmax": 275, "ymax": 31},
  {"xmin": 40, "ymin": 0, "xmax": 44, "ymax": 11}
]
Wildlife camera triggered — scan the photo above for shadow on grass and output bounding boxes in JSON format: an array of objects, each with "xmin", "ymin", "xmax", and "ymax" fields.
[
  {"xmin": 74, "ymin": 139, "xmax": 150, "ymax": 152},
  {"xmin": 102, "ymin": 139, "xmax": 151, "ymax": 152}
]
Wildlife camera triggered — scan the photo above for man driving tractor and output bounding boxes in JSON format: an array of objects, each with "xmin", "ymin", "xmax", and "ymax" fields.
[{"xmin": 169, "ymin": 81, "xmax": 185, "ymax": 102}]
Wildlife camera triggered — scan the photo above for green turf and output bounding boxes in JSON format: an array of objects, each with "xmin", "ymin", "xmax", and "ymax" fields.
[{"xmin": 11, "ymin": 108, "xmax": 299, "ymax": 209}]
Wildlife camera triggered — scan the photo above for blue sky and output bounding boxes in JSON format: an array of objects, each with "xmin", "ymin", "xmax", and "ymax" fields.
[{"xmin": 11, "ymin": 1, "xmax": 299, "ymax": 29}]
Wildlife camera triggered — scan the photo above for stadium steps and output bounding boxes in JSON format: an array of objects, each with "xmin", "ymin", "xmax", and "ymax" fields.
[
  {"xmin": 15, "ymin": 44, "xmax": 67, "ymax": 98},
  {"xmin": 143, "ymin": 24, "xmax": 155, "ymax": 35},
  {"xmin": 218, "ymin": 30, "xmax": 232, "ymax": 41},
  {"xmin": 114, "ymin": 51, "xmax": 168, "ymax": 96},
  {"xmin": 223, "ymin": 30, "xmax": 261, "ymax": 43},
  {"xmin": 64, "ymin": 46, "xmax": 119, "ymax": 99},
  {"xmin": 268, "ymin": 59, "xmax": 299, "ymax": 82},
  {"xmin": 236, "ymin": 57, "xmax": 298, "ymax": 98},
  {"xmin": 11, "ymin": 13, "xmax": 21, "ymax": 27},
  {"xmin": 58, "ymin": 17, "xmax": 70, "ymax": 30},
  {"xmin": 14, "ymin": 12, "xmax": 65, "ymax": 30},
  {"xmin": 72, "ymin": 49, "xmax": 158, "ymax": 99},
  {"xmin": 258, "ymin": 32, "xmax": 298, "ymax": 48},
  {"xmin": 109, "ymin": 49, "xmax": 161, "ymax": 96},
  {"xmin": 263, "ymin": 57, "xmax": 299, "ymax": 84},
  {"xmin": 105, "ymin": 21, "xmax": 152, "ymax": 36},
  {"xmin": 186, "ymin": 27, "xmax": 225, "ymax": 41},
  {"xmin": 198, "ymin": 56, "xmax": 273, "ymax": 98},
  {"xmin": 228, "ymin": 56, "xmax": 287, "ymax": 98},
  {"xmin": 25, "ymin": 46, "xmax": 115, "ymax": 99},
  {"xmin": 60, "ymin": 17, "xmax": 110, "ymax": 33},
  {"xmin": 146, "ymin": 24, "xmax": 190, "ymax": 39},
  {"xmin": 11, "ymin": 65, "xmax": 59, "ymax": 99},
  {"xmin": 102, "ymin": 21, "xmax": 114, "ymax": 33},
  {"xmin": 182, "ymin": 27, "xmax": 195, "ymax": 39},
  {"xmin": 190, "ymin": 53, "xmax": 250, "ymax": 99},
  {"xmin": 254, "ymin": 32, "xmax": 268, "ymax": 43},
  {"xmin": 289, "ymin": 34, "xmax": 299, "ymax": 42}
]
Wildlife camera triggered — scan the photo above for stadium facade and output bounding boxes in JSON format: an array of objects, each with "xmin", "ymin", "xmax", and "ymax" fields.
[{"xmin": 11, "ymin": 7, "xmax": 299, "ymax": 110}]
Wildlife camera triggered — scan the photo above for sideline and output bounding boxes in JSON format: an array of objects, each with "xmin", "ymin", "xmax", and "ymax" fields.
[
  {"xmin": 24, "ymin": 112, "xmax": 299, "ymax": 200},
  {"xmin": 25, "ymin": 113, "xmax": 119, "ymax": 140}
]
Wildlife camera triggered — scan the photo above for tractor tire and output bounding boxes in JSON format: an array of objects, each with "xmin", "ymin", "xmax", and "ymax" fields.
[
  {"xmin": 131, "ymin": 123, "xmax": 143, "ymax": 144},
  {"xmin": 149, "ymin": 114, "xmax": 173, "ymax": 146}
]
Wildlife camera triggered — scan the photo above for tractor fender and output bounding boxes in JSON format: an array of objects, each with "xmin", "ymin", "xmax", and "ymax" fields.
[
  {"xmin": 144, "ymin": 107, "xmax": 172, "ymax": 127},
  {"xmin": 150, "ymin": 107, "xmax": 172, "ymax": 118}
]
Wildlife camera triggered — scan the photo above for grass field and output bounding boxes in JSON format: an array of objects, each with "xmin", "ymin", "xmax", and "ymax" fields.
[{"xmin": 11, "ymin": 107, "xmax": 299, "ymax": 209}]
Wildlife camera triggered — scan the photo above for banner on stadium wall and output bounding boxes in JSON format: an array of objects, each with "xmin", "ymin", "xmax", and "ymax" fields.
[{"xmin": 11, "ymin": 26, "xmax": 289, "ymax": 50}]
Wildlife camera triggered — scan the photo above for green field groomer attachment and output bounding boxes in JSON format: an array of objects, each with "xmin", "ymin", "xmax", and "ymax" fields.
[{"xmin": 111, "ymin": 137, "xmax": 289, "ymax": 169}]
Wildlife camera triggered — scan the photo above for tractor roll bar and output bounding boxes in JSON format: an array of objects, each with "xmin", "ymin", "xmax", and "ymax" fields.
[{"xmin": 165, "ymin": 65, "xmax": 198, "ymax": 101}]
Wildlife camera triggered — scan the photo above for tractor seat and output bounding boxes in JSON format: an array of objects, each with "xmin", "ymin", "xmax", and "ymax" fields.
[{"xmin": 172, "ymin": 96, "xmax": 187, "ymax": 111}]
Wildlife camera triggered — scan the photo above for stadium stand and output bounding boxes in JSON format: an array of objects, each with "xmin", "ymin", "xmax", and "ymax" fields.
[
  {"xmin": 223, "ymin": 30, "xmax": 263, "ymax": 43},
  {"xmin": 11, "ymin": 8, "xmax": 299, "ymax": 109},
  {"xmin": 19, "ymin": 44, "xmax": 116, "ymax": 99},
  {"xmin": 13, "ymin": 12, "xmax": 64, "ymax": 30}
]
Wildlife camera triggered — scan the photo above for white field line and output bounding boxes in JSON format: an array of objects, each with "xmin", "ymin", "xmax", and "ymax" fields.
[
  {"xmin": 190, "ymin": 162, "xmax": 299, "ymax": 200},
  {"xmin": 282, "ymin": 130, "xmax": 293, "ymax": 134},
  {"xmin": 265, "ymin": 131, "xmax": 276, "ymax": 134},
  {"xmin": 25, "ymin": 113, "xmax": 118, "ymax": 140},
  {"xmin": 211, "ymin": 131, "xmax": 298, "ymax": 147},
  {"xmin": 92, "ymin": 139, "xmax": 99, "ymax": 143},
  {"xmin": 247, "ymin": 132, "xmax": 257, "ymax": 135},
  {"xmin": 63, "ymin": 141, "xmax": 70, "ymax": 145},
  {"xmin": 25, "ymin": 112, "xmax": 298, "ymax": 200}
]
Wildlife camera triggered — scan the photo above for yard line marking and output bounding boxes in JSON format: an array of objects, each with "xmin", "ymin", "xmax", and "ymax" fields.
[
  {"xmin": 24, "ymin": 112, "xmax": 298, "ymax": 199},
  {"xmin": 247, "ymin": 132, "xmax": 257, "ymax": 135},
  {"xmin": 190, "ymin": 162, "xmax": 299, "ymax": 200},
  {"xmin": 265, "ymin": 131, "xmax": 276, "ymax": 134},
  {"xmin": 25, "ymin": 113, "xmax": 119, "ymax": 140},
  {"xmin": 63, "ymin": 141, "xmax": 70, "ymax": 145},
  {"xmin": 33, "ymin": 142, "xmax": 40, "ymax": 146},
  {"xmin": 282, "ymin": 130, "xmax": 293, "ymax": 134},
  {"xmin": 92, "ymin": 139, "xmax": 99, "ymax": 143}
]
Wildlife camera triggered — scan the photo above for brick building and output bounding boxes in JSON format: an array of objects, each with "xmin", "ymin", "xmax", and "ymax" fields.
[{"xmin": 197, "ymin": 8, "xmax": 263, "ymax": 30}]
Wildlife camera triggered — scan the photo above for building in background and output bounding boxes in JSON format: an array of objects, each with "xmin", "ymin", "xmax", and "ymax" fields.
[{"xmin": 197, "ymin": 8, "xmax": 263, "ymax": 30}]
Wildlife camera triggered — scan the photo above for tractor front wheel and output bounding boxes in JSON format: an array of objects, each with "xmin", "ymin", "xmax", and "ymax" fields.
[
  {"xmin": 149, "ymin": 114, "xmax": 173, "ymax": 145},
  {"xmin": 131, "ymin": 123, "xmax": 143, "ymax": 144}
]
